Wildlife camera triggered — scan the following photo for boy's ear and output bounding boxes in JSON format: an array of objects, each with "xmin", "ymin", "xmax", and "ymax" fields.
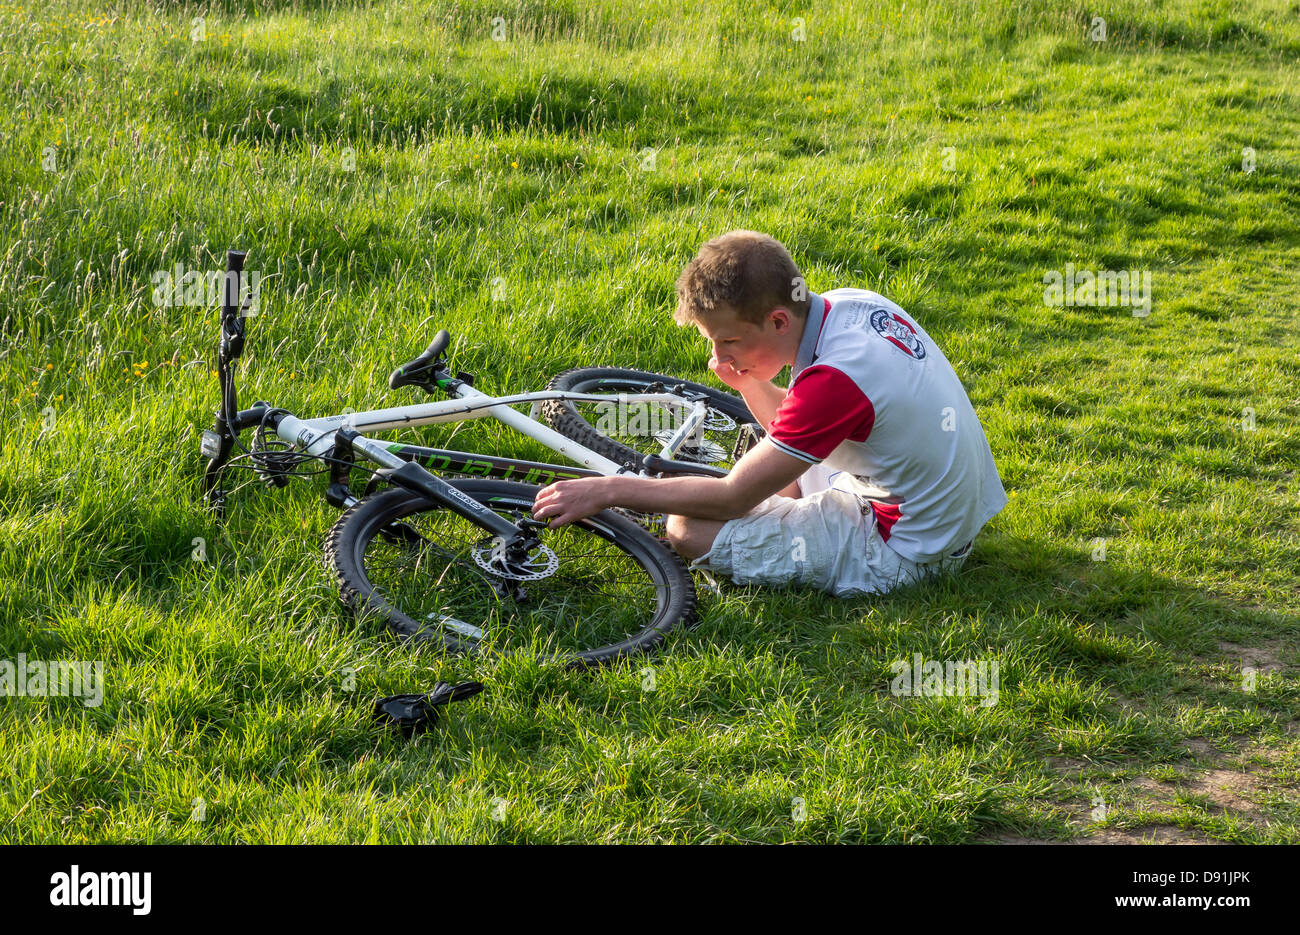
[{"xmin": 769, "ymin": 306, "xmax": 792, "ymax": 332}]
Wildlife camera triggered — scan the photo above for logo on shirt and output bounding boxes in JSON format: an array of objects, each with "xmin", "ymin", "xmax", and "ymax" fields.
[{"xmin": 870, "ymin": 308, "xmax": 926, "ymax": 360}]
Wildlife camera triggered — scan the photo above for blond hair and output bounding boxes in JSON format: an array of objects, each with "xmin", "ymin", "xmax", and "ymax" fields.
[{"xmin": 673, "ymin": 230, "xmax": 810, "ymax": 326}]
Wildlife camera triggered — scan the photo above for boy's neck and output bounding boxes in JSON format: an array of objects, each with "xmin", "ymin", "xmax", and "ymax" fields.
[
  {"xmin": 785, "ymin": 313, "xmax": 809, "ymax": 368},
  {"xmin": 788, "ymin": 290, "xmax": 823, "ymax": 371}
]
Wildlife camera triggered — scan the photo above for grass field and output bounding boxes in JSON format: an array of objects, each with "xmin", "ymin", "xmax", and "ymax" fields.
[{"xmin": 2, "ymin": 0, "xmax": 1298, "ymax": 843}]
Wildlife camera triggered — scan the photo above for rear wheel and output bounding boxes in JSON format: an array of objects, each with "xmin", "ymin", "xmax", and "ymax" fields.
[
  {"xmin": 324, "ymin": 480, "xmax": 696, "ymax": 668},
  {"xmin": 542, "ymin": 367, "xmax": 759, "ymax": 472}
]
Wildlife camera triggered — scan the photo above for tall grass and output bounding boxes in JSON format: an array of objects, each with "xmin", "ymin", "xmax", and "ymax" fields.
[{"xmin": 0, "ymin": 0, "xmax": 1297, "ymax": 842}]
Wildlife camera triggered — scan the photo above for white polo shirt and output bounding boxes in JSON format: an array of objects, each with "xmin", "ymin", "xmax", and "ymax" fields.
[{"xmin": 764, "ymin": 289, "xmax": 1008, "ymax": 564}]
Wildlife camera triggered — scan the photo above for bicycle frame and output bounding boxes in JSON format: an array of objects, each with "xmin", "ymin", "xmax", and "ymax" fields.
[
  {"xmin": 280, "ymin": 386, "xmax": 710, "ymax": 474},
  {"xmin": 202, "ymin": 249, "xmax": 725, "ymax": 548}
]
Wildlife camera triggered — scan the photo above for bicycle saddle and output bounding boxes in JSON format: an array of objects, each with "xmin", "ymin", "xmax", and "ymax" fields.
[{"xmin": 389, "ymin": 330, "xmax": 451, "ymax": 390}]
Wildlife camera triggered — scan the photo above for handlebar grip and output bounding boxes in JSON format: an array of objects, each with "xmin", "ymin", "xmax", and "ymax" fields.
[{"xmin": 223, "ymin": 250, "xmax": 247, "ymax": 320}]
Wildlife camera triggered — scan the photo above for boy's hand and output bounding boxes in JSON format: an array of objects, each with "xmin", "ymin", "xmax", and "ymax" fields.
[
  {"xmin": 708, "ymin": 354, "xmax": 755, "ymax": 392},
  {"xmin": 532, "ymin": 477, "xmax": 613, "ymax": 528}
]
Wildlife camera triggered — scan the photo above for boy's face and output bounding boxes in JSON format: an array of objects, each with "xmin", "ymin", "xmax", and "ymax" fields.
[{"xmin": 694, "ymin": 304, "xmax": 797, "ymax": 383}]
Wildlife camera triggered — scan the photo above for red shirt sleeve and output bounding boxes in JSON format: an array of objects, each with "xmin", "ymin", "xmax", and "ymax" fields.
[{"xmin": 767, "ymin": 365, "xmax": 875, "ymax": 463}]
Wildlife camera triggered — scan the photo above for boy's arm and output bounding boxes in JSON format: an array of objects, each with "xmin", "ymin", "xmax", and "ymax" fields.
[
  {"xmin": 532, "ymin": 438, "xmax": 808, "ymax": 528},
  {"xmin": 716, "ymin": 366, "xmax": 800, "ymax": 497},
  {"xmin": 731, "ymin": 378, "xmax": 787, "ymax": 432}
]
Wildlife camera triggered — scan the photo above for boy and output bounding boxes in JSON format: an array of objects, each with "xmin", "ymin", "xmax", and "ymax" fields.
[{"xmin": 531, "ymin": 230, "xmax": 1009, "ymax": 596}]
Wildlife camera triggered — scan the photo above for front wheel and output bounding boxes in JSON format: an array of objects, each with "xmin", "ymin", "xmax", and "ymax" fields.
[
  {"xmin": 324, "ymin": 480, "xmax": 696, "ymax": 668},
  {"xmin": 542, "ymin": 367, "xmax": 760, "ymax": 472}
]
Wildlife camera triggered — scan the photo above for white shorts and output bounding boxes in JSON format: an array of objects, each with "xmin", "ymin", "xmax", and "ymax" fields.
[{"xmin": 689, "ymin": 463, "xmax": 972, "ymax": 597}]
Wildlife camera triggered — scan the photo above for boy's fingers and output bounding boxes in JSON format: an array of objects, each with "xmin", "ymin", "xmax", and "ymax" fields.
[
  {"xmin": 546, "ymin": 509, "xmax": 572, "ymax": 528},
  {"xmin": 533, "ymin": 491, "xmax": 568, "ymax": 525}
]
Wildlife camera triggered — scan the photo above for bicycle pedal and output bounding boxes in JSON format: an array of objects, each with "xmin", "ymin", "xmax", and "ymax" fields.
[{"xmin": 372, "ymin": 681, "xmax": 484, "ymax": 737}]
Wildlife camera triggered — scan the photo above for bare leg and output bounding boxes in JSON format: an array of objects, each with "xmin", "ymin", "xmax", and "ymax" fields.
[
  {"xmin": 665, "ymin": 477, "xmax": 802, "ymax": 559},
  {"xmin": 664, "ymin": 514, "xmax": 727, "ymax": 561}
]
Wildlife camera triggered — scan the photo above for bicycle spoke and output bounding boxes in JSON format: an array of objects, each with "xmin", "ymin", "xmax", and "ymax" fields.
[
  {"xmin": 358, "ymin": 495, "xmax": 666, "ymax": 658},
  {"xmin": 572, "ymin": 385, "xmax": 748, "ymax": 470}
]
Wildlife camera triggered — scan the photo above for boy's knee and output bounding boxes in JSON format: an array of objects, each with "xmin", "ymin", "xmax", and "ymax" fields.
[
  {"xmin": 664, "ymin": 514, "xmax": 720, "ymax": 561},
  {"xmin": 663, "ymin": 513, "xmax": 694, "ymax": 554}
]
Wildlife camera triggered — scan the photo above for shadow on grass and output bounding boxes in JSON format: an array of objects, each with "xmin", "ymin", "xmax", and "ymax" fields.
[
  {"xmin": 7, "ymin": 466, "xmax": 1296, "ymax": 842},
  {"xmin": 435, "ymin": 528, "xmax": 1296, "ymax": 841}
]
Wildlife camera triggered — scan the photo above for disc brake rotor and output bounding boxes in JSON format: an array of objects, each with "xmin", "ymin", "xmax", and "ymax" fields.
[
  {"xmin": 654, "ymin": 399, "xmax": 736, "ymax": 432},
  {"xmin": 653, "ymin": 429, "xmax": 728, "ymax": 464},
  {"xmin": 699, "ymin": 407, "xmax": 737, "ymax": 431},
  {"xmin": 471, "ymin": 537, "xmax": 560, "ymax": 581}
]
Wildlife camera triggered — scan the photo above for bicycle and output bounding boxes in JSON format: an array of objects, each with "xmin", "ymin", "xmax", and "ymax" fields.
[{"xmin": 200, "ymin": 249, "xmax": 761, "ymax": 669}]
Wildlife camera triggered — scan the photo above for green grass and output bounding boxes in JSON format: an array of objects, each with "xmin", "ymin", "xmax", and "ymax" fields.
[{"xmin": 2, "ymin": 0, "xmax": 1299, "ymax": 843}]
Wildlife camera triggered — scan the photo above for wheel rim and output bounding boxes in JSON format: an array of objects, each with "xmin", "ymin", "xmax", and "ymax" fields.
[
  {"xmin": 567, "ymin": 376, "xmax": 754, "ymax": 470},
  {"xmin": 355, "ymin": 492, "xmax": 672, "ymax": 662}
]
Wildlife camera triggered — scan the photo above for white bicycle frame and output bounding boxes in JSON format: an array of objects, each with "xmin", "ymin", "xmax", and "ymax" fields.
[
  {"xmin": 205, "ymin": 250, "xmax": 725, "ymax": 542},
  {"xmin": 272, "ymin": 380, "xmax": 714, "ymax": 478}
]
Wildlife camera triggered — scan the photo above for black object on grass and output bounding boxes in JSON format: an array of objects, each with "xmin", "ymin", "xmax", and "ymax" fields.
[{"xmin": 373, "ymin": 681, "xmax": 485, "ymax": 736}]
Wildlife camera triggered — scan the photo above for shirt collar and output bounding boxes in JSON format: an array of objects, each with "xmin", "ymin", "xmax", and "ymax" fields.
[{"xmin": 793, "ymin": 291, "xmax": 826, "ymax": 377}]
